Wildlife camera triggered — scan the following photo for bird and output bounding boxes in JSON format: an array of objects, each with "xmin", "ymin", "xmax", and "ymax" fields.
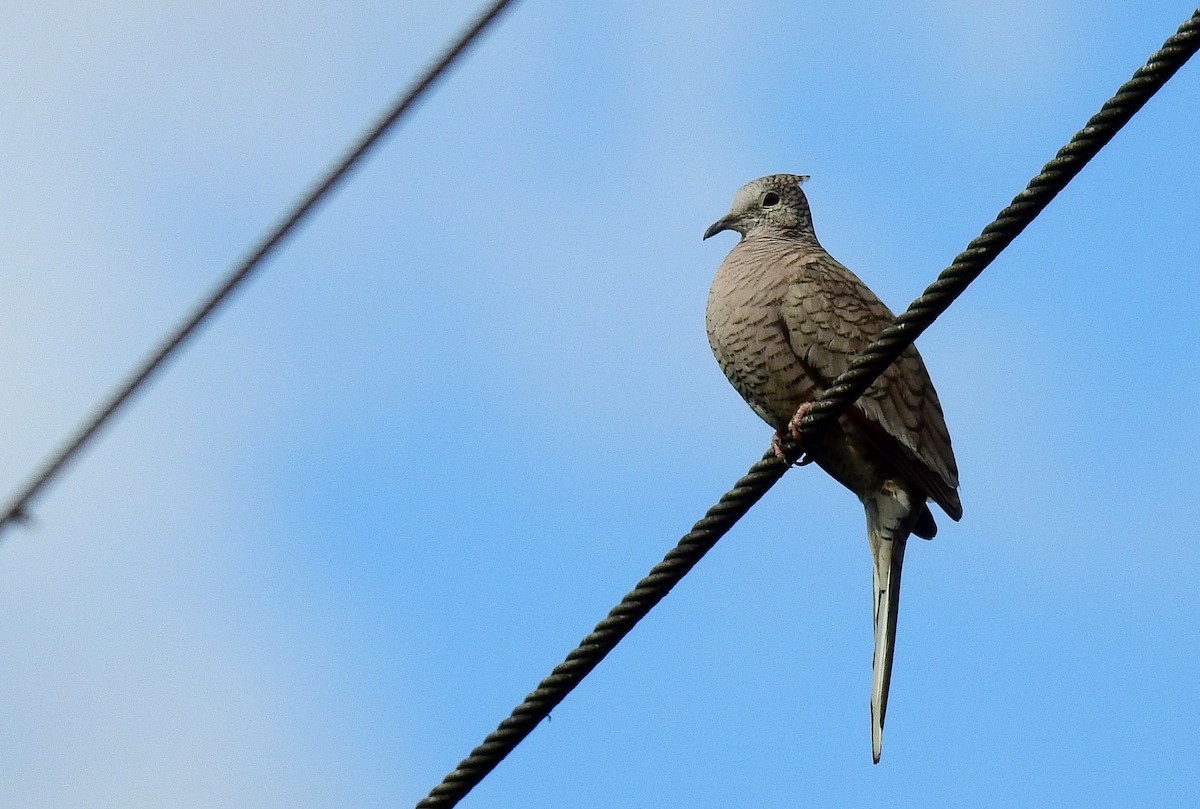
[{"xmin": 703, "ymin": 173, "xmax": 961, "ymax": 763}]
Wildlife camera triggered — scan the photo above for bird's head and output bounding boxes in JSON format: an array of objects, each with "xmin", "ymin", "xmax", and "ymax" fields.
[{"xmin": 703, "ymin": 173, "xmax": 814, "ymax": 241}]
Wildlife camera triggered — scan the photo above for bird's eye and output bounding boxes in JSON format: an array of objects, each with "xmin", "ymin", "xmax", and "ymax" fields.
[{"xmin": 762, "ymin": 192, "xmax": 780, "ymax": 207}]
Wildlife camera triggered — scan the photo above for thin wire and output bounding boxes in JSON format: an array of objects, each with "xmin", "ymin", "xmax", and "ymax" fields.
[
  {"xmin": 414, "ymin": 9, "xmax": 1200, "ymax": 808},
  {"xmin": 0, "ymin": 0, "xmax": 522, "ymax": 534}
]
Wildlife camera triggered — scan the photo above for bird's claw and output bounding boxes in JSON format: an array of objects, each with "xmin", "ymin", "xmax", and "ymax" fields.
[{"xmin": 773, "ymin": 403, "xmax": 815, "ymax": 466}]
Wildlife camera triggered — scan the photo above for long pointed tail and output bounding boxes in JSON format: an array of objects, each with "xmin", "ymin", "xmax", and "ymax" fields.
[{"xmin": 865, "ymin": 485, "xmax": 917, "ymax": 764}]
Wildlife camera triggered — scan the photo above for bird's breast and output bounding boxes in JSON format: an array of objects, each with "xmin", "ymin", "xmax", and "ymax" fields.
[{"xmin": 705, "ymin": 245, "xmax": 819, "ymax": 430}]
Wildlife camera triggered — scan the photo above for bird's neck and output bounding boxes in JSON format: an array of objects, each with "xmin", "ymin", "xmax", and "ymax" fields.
[{"xmin": 744, "ymin": 227, "xmax": 823, "ymax": 249}]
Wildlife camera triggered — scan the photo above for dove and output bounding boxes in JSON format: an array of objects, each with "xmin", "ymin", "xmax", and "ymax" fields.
[{"xmin": 703, "ymin": 174, "xmax": 961, "ymax": 763}]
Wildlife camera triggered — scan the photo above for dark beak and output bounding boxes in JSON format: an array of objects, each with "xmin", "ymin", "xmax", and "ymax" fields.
[{"xmin": 703, "ymin": 216, "xmax": 734, "ymax": 240}]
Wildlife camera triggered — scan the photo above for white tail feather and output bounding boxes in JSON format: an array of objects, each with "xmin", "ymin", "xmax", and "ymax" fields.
[{"xmin": 865, "ymin": 484, "xmax": 915, "ymax": 764}]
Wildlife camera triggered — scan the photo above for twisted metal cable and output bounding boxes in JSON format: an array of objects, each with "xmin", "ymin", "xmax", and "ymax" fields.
[
  {"xmin": 789, "ymin": 8, "xmax": 1200, "ymax": 450},
  {"xmin": 417, "ymin": 450, "xmax": 788, "ymax": 809},
  {"xmin": 0, "ymin": 0, "xmax": 522, "ymax": 534},
  {"xmin": 415, "ymin": 9, "xmax": 1200, "ymax": 808}
]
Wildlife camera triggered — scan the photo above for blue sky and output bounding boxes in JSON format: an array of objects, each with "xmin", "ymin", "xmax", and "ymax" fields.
[{"xmin": 1, "ymin": 2, "xmax": 1197, "ymax": 807}]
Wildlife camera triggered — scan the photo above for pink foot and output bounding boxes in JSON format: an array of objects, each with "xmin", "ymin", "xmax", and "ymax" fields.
[
  {"xmin": 771, "ymin": 430, "xmax": 790, "ymax": 462},
  {"xmin": 773, "ymin": 403, "xmax": 815, "ymax": 466}
]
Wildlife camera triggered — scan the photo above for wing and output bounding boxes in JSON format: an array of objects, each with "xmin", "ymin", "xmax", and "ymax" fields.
[{"xmin": 781, "ymin": 253, "xmax": 962, "ymax": 520}]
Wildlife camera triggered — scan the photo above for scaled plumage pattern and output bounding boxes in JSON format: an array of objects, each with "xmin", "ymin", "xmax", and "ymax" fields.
[{"xmin": 704, "ymin": 174, "xmax": 961, "ymax": 763}]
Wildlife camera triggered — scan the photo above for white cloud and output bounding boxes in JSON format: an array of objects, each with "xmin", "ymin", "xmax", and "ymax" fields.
[{"xmin": 0, "ymin": 3, "xmax": 405, "ymax": 805}]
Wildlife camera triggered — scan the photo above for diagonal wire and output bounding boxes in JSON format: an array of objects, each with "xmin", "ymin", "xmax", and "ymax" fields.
[
  {"xmin": 0, "ymin": 0, "xmax": 522, "ymax": 535},
  {"xmin": 414, "ymin": 9, "xmax": 1200, "ymax": 809},
  {"xmin": 791, "ymin": 9, "xmax": 1200, "ymax": 450}
]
